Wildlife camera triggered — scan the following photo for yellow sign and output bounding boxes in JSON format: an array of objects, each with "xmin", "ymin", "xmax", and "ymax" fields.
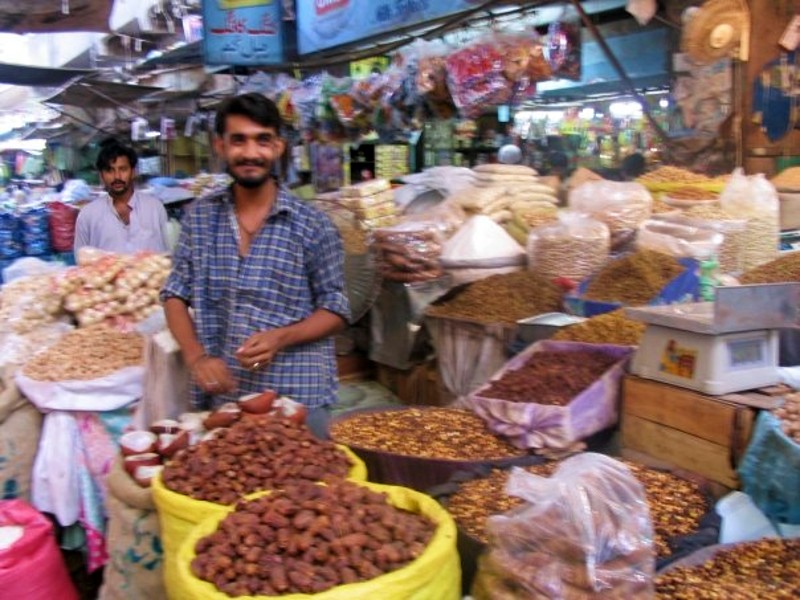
[
  {"xmin": 350, "ymin": 56, "xmax": 390, "ymax": 80},
  {"xmin": 659, "ymin": 339, "xmax": 698, "ymax": 379},
  {"xmin": 217, "ymin": 0, "xmax": 272, "ymax": 9}
]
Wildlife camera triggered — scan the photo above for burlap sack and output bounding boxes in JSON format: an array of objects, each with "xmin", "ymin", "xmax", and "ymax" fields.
[
  {"xmin": 0, "ymin": 365, "xmax": 26, "ymax": 424},
  {"xmin": 98, "ymin": 456, "xmax": 164, "ymax": 600},
  {"xmin": 0, "ymin": 399, "xmax": 42, "ymax": 501}
]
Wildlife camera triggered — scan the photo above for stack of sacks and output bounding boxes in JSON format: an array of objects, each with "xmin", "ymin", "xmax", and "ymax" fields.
[
  {"xmin": 339, "ymin": 179, "xmax": 398, "ymax": 230},
  {"xmin": 450, "ymin": 165, "xmax": 559, "ymax": 239}
]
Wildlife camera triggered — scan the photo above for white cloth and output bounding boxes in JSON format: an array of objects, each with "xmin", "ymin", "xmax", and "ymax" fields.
[{"xmin": 74, "ymin": 190, "xmax": 169, "ymax": 254}]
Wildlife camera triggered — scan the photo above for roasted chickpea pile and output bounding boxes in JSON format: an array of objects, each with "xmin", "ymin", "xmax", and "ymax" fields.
[
  {"xmin": 162, "ymin": 416, "xmax": 353, "ymax": 504},
  {"xmin": 448, "ymin": 460, "xmax": 708, "ymax": 558},
  {"xmin": 191, "ymin": 480, "xmax": 436, "ymax": 596},
  {"xmin": 329, "ymin": 408, "xmax": 527, "ymax": 461}
]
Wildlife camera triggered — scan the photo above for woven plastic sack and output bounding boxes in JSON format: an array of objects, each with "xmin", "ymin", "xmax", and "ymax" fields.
[
  {"xmin": 172, "ymin": 481, "xmax": 460, "ymax": 600},
  {"xmin": 738, "ymin": 411, "xmax": 800, "ymax": 525},
  {"xmin": 153, "ymin": 447, "xmax": 366, "ymax": 599},
  {"xmin": 0, "ymin": 400, "xmax": 41, "ymax": 501},
  {"xmin": 48, "ymin": 201, "xmax": 79, "ymax": 253},
  {"xmin": 0, "ymin": 499, "xmax": 79, "ymax": 600},
  {"xmin": 472, "ymin": 454, "xmax": 654, "ymax": 599}
]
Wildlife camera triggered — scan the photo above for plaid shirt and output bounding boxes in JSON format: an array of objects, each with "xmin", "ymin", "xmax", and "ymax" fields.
[{"xmin": 161, "ymin": 184, "xmax": 350, "ymax": 410}]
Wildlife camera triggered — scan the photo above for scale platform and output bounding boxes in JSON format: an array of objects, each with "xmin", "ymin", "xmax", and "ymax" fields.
[{"xmin": 626, "ymin": 284, "xmax": 800, "ymax": 395}]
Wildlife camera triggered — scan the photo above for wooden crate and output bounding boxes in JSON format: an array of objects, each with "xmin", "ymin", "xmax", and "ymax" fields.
[
  {"xmin": 621, "ymin": 375, "xmax": 762, "ymax": 488},
  {"xmin": 375, "ymin": 360, "xmax": 444, "ymax": 406}
]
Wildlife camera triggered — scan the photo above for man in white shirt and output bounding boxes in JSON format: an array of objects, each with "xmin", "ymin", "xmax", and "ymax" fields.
[{"xmin": 74, "ymin": 137, "xmax": 169, "ymax": 254}]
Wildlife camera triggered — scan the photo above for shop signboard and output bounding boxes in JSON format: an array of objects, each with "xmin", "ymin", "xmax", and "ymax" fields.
[
  {"xmin": 203, "ymin": 0, "xmax": 285, "ymax": 65},
  {"xmin": 296, "ymin": 0, "xmax": 484, "ymax": 55}
]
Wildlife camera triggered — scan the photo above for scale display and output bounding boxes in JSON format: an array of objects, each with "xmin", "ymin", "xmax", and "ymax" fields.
[{"xmin": 727, "ymin": 337, "xmax": 767, "ymax": 370}]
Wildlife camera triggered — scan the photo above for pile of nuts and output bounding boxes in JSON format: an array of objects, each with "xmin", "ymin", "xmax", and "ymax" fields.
[
  {"xmin": 447, "ymin": 460, "xmax": 708, "ymax": 558},
  {"xmin": 329, "ymin": 408, "xmax": 526, "ymax": 461},
  {"xmin": 772, "ymin": 393, "xmax": 800, "ymax": 443},
  {"xmin": 162, "ymin": 416, "xmax": 353, "ymax": 504},
  {"xmin": 426, "ymin": 271, "xmax": 563, "ymax": 325},
  {"xmin": 478, "ymin": 350, "xmax": 619, "ymax": 406},
  {"xmin": 21, "ymin": 326, "xmax": 144, "ymax": 381},
  {"xmin": 551, "ymin": 309, "xmax": 646, "ymax": 346},
  {"xmin": 740, "ymin": 252, "xmax": 800, "ymax": 284},
  {"xmin": 584, "ymin": 249, "xmax": 684, "ymax": 306},
  {"xmin": 190, "ymin": 480, "xmax": 435, "ymax": 596},
  {"xmin": 655, "ymin": 538, "xmax": 800, "ymax": 599},
  {"xmin": 637, "ymin": 166, "xmax": 720, "ymax": 185}
]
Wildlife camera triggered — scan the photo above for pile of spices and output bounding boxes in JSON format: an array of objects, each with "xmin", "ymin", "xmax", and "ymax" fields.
[{"xmin": 552, "ymin": 309, "xmax": 646, "ymax": 345}]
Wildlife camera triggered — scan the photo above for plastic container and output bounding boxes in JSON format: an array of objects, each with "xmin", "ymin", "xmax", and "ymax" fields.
[
  {"xmin": 630, "ymin": 325, "xmax": 780, "ymax": 395},
  {"xmin": 716, "ymin": 491, "xmax": 779, "ymax": 544}
]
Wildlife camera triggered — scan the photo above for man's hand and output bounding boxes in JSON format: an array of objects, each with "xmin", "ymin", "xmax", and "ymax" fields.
[
  {"xmin": 191, "ymin": 356, "xmax": 236, "ymax": 394},
  {"xmin": 235, "ymin": 329, "xmax": 288, "ymax": 371}
]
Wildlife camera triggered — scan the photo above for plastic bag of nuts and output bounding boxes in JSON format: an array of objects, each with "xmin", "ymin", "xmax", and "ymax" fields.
[
  {"xmin": 471, "ymin": 454, "xmax": 655, "ymax": 599},
  {"xmin": 175, "ymin": 480, "xmax": 461, "ymax": 599},
  {"xmin": 527, "ymin": 212, "xmax": 610, "ymax": 283}
]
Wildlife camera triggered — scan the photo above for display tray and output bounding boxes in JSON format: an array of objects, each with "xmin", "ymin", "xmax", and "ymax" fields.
[{"xmin": 328, "ymin": 406, "xmax": 533, "ymax": 492}]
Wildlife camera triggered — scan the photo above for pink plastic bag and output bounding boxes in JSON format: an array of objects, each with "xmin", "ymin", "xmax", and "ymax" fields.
[{"xmin": 0, "ymin": 499, "xmax": 79, "ymax": 600}]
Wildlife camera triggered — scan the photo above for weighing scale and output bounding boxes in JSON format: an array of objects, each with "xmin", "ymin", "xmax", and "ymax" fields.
[{"xmin": 626, "ymin": 284, "xmax": 800, "ymax": 395}]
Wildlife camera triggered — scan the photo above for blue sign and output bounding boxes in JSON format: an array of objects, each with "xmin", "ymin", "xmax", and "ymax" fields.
[
  {"xmin": 296, "ymin": 0, "xmax": 484, "ymax": 55},
  {"xmin": 203, "ymin": 0, "xmax": 284, "ymax": 66}
]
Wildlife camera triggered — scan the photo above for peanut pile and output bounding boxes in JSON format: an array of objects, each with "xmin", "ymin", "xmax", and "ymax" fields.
[
  {"xmin": 329, "ymin": 408, "xmax": 526, "ymax": 461},
  {"xmin": 478, "ymin": 350, "xmax": 619, "ymax": 405},
  {"xmin": 162, "ymin": 416, "xmax": 353, "ymax": 504},
  {"xmin": 665, "ymin": 187, "xmax": 719, "ymax": 201},
  {"xmin": 191, "ymin": 480, "xmax": 435, "ymax": 596},
  {"xmin": 655, "ymin": 538, "xmax": 800, "ymax": 599},
  {"xmin": 637, "ymin": 166, "xmax": 721, "ymax": 185},
  {"xmin": 21, "ymin": 326, "xmax": 144, "ymax": 381},
  {"xmin": 426, "ymin": 271, "xmax": 563, "ymax": 325},
  {"xmin": 447, "ymin": 460, "xmax": 707, "ymax": 558}
]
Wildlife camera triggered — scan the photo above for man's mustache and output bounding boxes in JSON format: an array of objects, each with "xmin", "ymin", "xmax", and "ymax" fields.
[{"xmin": 234, "ymin": 159, "xmax": 267, "ymax": 167}]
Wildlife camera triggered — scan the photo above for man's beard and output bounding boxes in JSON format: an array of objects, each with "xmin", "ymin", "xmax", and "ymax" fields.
[
  {"xmin": 228, "ymin": 162, "xmax": 272, "ymax": 189},
  {"xmin": 106, "ymin": 180, "xmax": 130, "ymax": 197}
]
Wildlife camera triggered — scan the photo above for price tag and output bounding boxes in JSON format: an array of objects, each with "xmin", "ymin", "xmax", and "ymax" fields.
[{"xmin": 779, "ymin": 14, "xmax": 800, "ymax": 51}]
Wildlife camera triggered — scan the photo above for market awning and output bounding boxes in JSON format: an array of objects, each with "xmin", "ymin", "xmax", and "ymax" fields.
[
  {"xmin": 43, "ymin": 79, "xmax": 164, "ymax": 109},
  {"xmin": 0, "ymin": 62, "xmax": 94, "ymax": 87}
]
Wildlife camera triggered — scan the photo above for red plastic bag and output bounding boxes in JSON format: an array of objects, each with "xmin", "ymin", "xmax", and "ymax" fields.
[
  {"xmin": 48, "ymin": 201, "xmax": 79, "ymax": 253},
  {"xmin": 0, "ymin": 499, "xmax": 79, "ymax": 600}
]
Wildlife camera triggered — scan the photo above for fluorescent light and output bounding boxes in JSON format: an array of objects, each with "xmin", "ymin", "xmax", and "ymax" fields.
[
  {"xmin": 0, "ymin": 138, "xmax": 46, "ymax": 152},
  {"xmin": 145, "ymin": 130, "xmax": 161, "ymax": 138}
]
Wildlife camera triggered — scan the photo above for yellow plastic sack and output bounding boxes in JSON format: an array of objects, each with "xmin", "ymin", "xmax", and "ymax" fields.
[
  {"xmin": 154, "ymin": 445, "xmax": 366, "ymax": 599},
  {"xmin": 172, "ymin": 481, "xmax": 460, "ymax": 600}
]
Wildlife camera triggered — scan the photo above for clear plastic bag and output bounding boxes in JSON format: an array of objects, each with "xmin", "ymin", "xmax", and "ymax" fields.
[
  {"xmin": 719, "ymin": 168, "xmax": 779, "ymax": 272},
  {"xmin": 636, "ymin": 219, "xmax": 723, "ymax": 260},
  {"xmin": 527, "ymin": 212, "xmax": 610, "ymax": 283},
  {"xmin": 370, "ymin": 222, "xmax": 443, "ymax": 283},
  {"xmin": 568, "ymin": 180, "xmax": 653, "ymax": 251},
  {"xmin": 472, "ymin": 453, "xmax": 655, "ymax": 599}
]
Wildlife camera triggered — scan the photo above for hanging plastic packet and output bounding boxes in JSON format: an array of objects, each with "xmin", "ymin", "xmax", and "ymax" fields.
[{"xmin": 547, "ymin": 5, "xmax": 582, "ymax": 81}]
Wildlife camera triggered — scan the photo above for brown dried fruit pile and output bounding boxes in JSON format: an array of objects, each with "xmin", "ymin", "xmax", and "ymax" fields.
[
  {"xmin": 191, "ymin": 480, "xmax": 435, "ymax": 596},
  {"xmin": 739, "ymin": 252, "xmax": 800, "ymax": 284},
  {"xmin": 448, "ymin": 460, "xmax": 707, "ymax": 558},
  {"xmin": 478, "ymin": 350, "xmax": 618, "ymax": 405},
  {"xmin": 426, "ymin": 271, "xmax": 563, "ymax": 325},
  {"xmin": 329, "ymin": 408, "xmax": 526, "ymax": 461},
  {"xmin": 162, "ymin": 416, "xmax": 352, "ymax": 504},
  {"xmin": 552, "ymin": 309, "xmax": 646, "ymax": 345},
  {"xmin": 583, "ymin": 249, "xmax": 684, "ymax": 305},
  {"xmin": 655, "ymin": 538, "xmax": 800, "ymax": 599}
]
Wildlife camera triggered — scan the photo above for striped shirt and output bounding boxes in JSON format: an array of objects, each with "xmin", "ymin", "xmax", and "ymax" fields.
[
  {"xmin": 161, "ymin": 185, "xmax": 350, "ymax": 410},
  {"xmin": 74, "ymin": 190, "xmax": 169, "ymax": 254}
]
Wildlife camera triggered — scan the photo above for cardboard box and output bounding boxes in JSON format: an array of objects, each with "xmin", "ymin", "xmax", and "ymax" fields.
[{"xmin": 621, "ymin": 375, "xmax": 758, "ymax": 488}]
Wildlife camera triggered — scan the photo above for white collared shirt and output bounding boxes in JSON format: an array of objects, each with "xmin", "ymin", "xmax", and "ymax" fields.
[{"xmin": 74, "ymin": 190, "xmax": 169, "ymax": 254}]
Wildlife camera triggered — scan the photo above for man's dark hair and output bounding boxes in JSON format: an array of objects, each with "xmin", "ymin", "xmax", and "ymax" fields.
[
  {"xmin": 215, "ymin": 93, "xmax": 283, "ymax": 137},
  {"xmin": 96, "ymin": 137, "xmax": 138, "ymax": 170}
]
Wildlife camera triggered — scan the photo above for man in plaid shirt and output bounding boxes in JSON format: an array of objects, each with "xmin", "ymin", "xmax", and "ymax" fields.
[{"xmin": 161, "ymin": 93, "xmax": 350, "ymax": 436}]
